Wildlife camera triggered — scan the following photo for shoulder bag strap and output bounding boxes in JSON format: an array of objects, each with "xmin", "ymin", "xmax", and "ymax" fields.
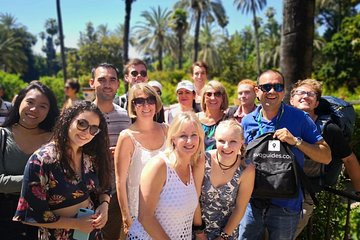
[{"xmin": 0, "ymin": 128, "xmax": 8, "ymax": 174}]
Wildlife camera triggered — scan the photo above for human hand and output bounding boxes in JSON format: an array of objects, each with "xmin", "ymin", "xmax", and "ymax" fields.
[
  {"xmin": 92, "ymin": 202, "xmax": 109, "ymax": 229},
  {"xmin": 77, "ymin": 214, "xmax": 94, "ymax": 233},
  {"xmin": 122, "ymin": 218, "xmax": 133, "ymax": 235},
  {"xmin": 195, "ymin": 232, "xmax": 208, "ymax": 240},
  {"xmin": 109, "ymin": 146, "xmax": 116, "ymax": 156},
  {"xmin": 273, "ymin": 128, "xmax": 296, "ymax": 145}
]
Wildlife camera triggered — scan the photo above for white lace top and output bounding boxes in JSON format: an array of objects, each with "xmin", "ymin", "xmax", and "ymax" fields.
[
  {"xmin": 127, "ymin": 154, "xmax": 198, "ymax": 240},
  {"xmin": 126, "ymin": 129, "xmax": 166, "ymax": 220}
]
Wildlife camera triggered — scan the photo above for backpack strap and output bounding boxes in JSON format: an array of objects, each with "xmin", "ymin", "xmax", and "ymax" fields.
[{"xmin": 294, "ymin": 160, "xmax": 319, "ymax": 206}]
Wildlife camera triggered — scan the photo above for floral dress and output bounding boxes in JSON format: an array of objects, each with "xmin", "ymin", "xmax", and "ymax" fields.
[
  {"xmin": 200, "ymin": 152, "xmax": 243, "ymax": 240},
  {"xmin": 13, "ymin": 142, "xmax": 109, "ymax": 240}
]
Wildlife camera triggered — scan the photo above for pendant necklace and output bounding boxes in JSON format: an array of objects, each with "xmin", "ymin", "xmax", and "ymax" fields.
[{"xmin": 215, "ymin": 152, "xmax": 238, "ymax": 175}]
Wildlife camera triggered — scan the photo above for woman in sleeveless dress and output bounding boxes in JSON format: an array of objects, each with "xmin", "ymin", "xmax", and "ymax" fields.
[
  {"xmin": 127, "ymin": 112, "xmax": 205, "ymax": 240},
  {"xmin": 114, "ymin": 83, "xmax": 167, "ymax": 234},
  {"xmin": 0, "ymin": 81, "xmax": 59, "ymax": 240},
  {"xmin": 194, "ymin": 119, "xmax": 255, "ymax": 240}
]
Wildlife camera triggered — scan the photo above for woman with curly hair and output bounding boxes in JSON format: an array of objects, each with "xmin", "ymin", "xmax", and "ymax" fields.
[
  {"xmin": 0, "ymin": 81, "xmax": 59, "ymax": 240},
  {"xmin": 13, "ymin": 101, "xmax": 112, "ymax": 240}
]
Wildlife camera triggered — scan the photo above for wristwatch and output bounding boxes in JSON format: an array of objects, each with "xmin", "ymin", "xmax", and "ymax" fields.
[{"xmin": 294, "ymin": 137, "xmax": 303, "ymax": 147}]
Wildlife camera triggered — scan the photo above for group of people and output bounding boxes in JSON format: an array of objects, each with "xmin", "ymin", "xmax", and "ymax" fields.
[{"xmin": 0, "ymin": 58, "xmax": 359, "ymax": 240}]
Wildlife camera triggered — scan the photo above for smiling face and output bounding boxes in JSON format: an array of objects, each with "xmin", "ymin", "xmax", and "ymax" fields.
[
  {"xmin": 256, "ymin": 71, "xmax": 285, "ymax": 112},
  {"xmin": 173, "ymin": 121, "xmax": 200, "ymax": 158},
  {"xmin": 238, "ymin": 83, "xmax": 256, "ymax": 107},
  {"xmin": 90, "ymin": 66, "xmax": 119, "ymax": 101},
  {"xmin": 204, "ymin": 87, "xmax": 223, "ymax": 111},
  {"xmin": 18, "ymin": 89, "xmax": 50, "ymax": 128},
  {"xmin": 192, "ymin": 66, "xmax": 207, "ymax": 90},
  {"xmin": 215, "ymin": 125, "xmax": 243, "ymax": 161},
  {"xmin": 68, "ymin": 111, "xmax": 100, "ymax": 148},
  {"xmin": 177, "ymin": 89, "xmax": 195, "ymax": 108},
  {"xmin": 133, "ymin": 90, "xmax": 156, "ymax": 119},
  {"xmin": 290, "ymin": 85, "xmax": 319, "ymax": 113}
]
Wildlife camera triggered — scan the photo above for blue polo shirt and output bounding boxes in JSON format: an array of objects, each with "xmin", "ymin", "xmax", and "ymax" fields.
[{"xmin": 241, "ymin": 103, "xmax": 323, "ymax": 211}]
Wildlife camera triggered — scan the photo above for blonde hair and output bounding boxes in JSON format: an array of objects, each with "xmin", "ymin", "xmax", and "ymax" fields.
[
  {"xmin": 200, "ymin": 80, "xmax": 229, "ymax": 111},
  {"xmin": 215, "ymin": 119, "xmax": 245, "ymax": 152},
  {"xmin": 127, "ymin": 83, "xmax": 163, "ymax": 119},
  {"xmin": 166, "ymin": 112, "xmax": 205, "ymax": 165}
]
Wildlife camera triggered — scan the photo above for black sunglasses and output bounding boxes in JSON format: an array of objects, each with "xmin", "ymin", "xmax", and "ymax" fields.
[
  {"xmin": 205, "ymin": 92, "xmax": 222, "ymax": 98},
  {"xmin": 130, "ymin": 70, "xmax": 147, "ymax": 78},
  {"xmin": 132, "ymin": 96, "xmax": 157, "ymax": 106},
  {"xmin": 258, "ymin": 83, "xmax": 284, "ymax": 93},
  {"xmin": 76, "ymin": 119, "xmax": 101, "ymax": 136}
]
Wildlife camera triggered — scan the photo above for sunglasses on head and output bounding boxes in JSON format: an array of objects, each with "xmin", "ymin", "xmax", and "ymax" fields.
[
  {"xmin": 132, "ymin": 95, "xmax": 157, "ymax": 106},
  {"xmin": 130, "ymin": 70, "xmax": 147, "ymax": 78},
  {"xmin": 258, "ymin": 83, "xmax": 284, "ymax": 92},
  {"xmin": 76, "ymin": 119, "xmax": 101, "ymax": 136},
  {"xmin": 205, "ymin": 91, "xmax": 222, "ymax": 98}
]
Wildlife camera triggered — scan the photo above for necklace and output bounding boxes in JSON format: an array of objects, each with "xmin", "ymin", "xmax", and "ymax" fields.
[
  {"xmin": 16, "ymin": 122, "xmax": 38, "ymax": 130},
  {"xmin": 215, "ymin": 152, "xmax": 238, "ymax": 174}
]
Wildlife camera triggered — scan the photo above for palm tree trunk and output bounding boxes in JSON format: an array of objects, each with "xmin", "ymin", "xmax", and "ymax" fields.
[
  {"xmin": 280, "ymin": 0, "xmax": 315, "ymax": 102},
  {"xmin": 193, "ymin": 9, "xmax": 202, "ymax": 62},
  {"xmin": 158, "ymin": 43, "xmax": 163, "ymax": 71},
  {"xmin": 56, "ymin": 0, "xmax": 67, "ymax": 82},
  {"xmin": 178, "ymin": 33, "xmax": 183, "ymax": 69},
  {"xmin": 123, "ymin": 0, "xmax": 133, "ymax": 93},
  {"xmin": 252, "ymin": 6, "xmax": 261, "ymax": 75}
]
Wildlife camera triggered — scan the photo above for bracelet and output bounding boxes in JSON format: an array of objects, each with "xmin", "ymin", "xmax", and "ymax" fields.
[
  {"xmin": 193, "ymin": 221, "xmax": 206, "ymax": 233},
  {"xmin": 220, "ymin": 231, "xmax": 230, "ymax": 240},
  {"xmin": 99, "ymin": 200, "xmax": 110, "ymax": 206}
]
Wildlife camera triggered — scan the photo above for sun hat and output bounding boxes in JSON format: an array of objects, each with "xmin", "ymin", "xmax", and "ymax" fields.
[{"xmin": 176, "ymin": 80, "xmax": 195, "ymax": 92}]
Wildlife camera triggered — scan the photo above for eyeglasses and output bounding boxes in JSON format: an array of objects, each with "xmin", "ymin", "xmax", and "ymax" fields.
[
  {"xmin": 130, "ymin": 70, "xmax": 147, "ymax": 78},
  {"xmin": 205, "ymin": 92, "xmax": 222, "ymax": 98},
  {"xmin": 258, "ymin": 83, "xmax": 284, "ymax": 92},
  {"xmin": 293, "ymin": 90, "xmax": 317, "ymax": 98},
  {"xmin": 76, "ymin": 119, "xmax": 101, "ymax": 136},
  {"xmin": 132, "ymin": 96, "xmax": 157, "ymax": 106}
]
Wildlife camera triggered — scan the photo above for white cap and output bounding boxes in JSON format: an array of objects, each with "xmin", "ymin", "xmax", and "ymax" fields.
[
  {"xmin": 176, "ymin": 80, "xmax": 195, "ymax": 92},
  {"xmin": 148, "ymin": 80, "xmax": 163, "ymax": 93}
]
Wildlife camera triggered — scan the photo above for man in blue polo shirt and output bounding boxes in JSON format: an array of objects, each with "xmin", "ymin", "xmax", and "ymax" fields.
[{"xmin": 238, "ymin": 70, "xmax": 331, "ymax": 240}]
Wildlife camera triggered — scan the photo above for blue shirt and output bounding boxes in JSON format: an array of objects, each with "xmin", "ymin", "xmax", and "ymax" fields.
[{"xmin": 241, "ymin": 103, "xmax": 323, "ymax": 211}]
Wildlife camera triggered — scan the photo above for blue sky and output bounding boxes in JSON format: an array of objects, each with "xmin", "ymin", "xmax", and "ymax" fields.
[{"xmin": 1, "ymin": 0, "xmax": 282, "ymax": 57}]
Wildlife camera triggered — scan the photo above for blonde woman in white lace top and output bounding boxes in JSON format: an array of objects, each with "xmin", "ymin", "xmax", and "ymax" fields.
[{"xmin": 127, "ymin": 112, "xmax": 205, "ymax": 239}]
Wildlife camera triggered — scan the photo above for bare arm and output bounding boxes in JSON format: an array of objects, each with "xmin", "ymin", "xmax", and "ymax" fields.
[
  {"xmin": 343, "ymin": 152, "xmax": 360, "ymax": 192},
  {"xmin": 114, "ymin": 131, "xmax": 134, "ymax": 233},
  {"xmin": 92, "ymin": 193, "xmax": 111, "ymax": 229},
  {"xmin": 138, "ymin": 157, "xmax": 170, "ymax": 240},
  {"xmin": 222, "ymin": 164, "xmax": 255, "ymax": 236},
  {"xmin": 274, "ymin": 128, "xmax": 331, "ymax": 164}
]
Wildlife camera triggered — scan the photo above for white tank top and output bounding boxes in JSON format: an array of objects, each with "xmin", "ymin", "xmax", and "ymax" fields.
[
  {"xmin": 127, "ymin": 154, "xmax": 198, "ymax": 240},
  {"xmin": 126, "ymin": 129, "xmax": 166, "ymax": 220}
]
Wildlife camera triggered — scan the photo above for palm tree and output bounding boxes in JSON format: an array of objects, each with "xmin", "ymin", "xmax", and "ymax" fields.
[
  {"xmin": 56, "ymin": 0, "xmax": 67, "ymax": 82},
  {"xmin": 123, "ymin": 0, "xmax": 135, "ymax": 65},
  {"xmin": 97, "ymin": 24, "xmax": 110, "ymax": 38},
  {"xmin": 198, "ymin": 23, "xmax": 222, "ymax": 71},
  {"xmin": 234, "ymin": 0, "xmax": 266, "ymax": 75},
  {"xmin": 280, "ymin": 0, "xmax": 315, "ymax": 102},
  {"xmin": 133, "ymin": 6, "xmax": 172, "ymax": 71},
  {"xmin": 170, "ymin": 8, "xmax": 188, "ymax": 69},
  {"xmin": 175, "ymin": 0, "xmax": 228, "ymax": 62}
]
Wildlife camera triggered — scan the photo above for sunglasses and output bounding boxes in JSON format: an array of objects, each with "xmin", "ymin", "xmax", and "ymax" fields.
[
  {"xmin": 293, "ymin": 90, "xmax": 317, "ymax": 98},
  {"xmin": 205, "ymin": 92, "xmax": 222, "ymax": 98},
  {"xmin": 76, "ymin": 119, "xmax": 101, "ymax": 136},
  {"xmin": 258, "ymin": 83, "xmax": 284, "ymax": 92},
  {"xmin": 130, "ymin": 70, "xmax": 147, "ymax": 78},
  {"xmin": 132, "ymin": 96, "xmax": 157, "ymax": 106}
]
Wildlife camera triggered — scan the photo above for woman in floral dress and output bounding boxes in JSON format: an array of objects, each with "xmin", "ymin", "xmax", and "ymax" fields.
[
  {"xmin": 194, "ymin": 119, "xmax": 255, "ymax": 240},
  {"xmin": 13, "ymin": 101, "xmax": 112, "ymax": 240}
]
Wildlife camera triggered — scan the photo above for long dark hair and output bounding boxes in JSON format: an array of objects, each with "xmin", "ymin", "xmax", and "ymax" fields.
[
  {"xmin": 53, "ymin": 101, "xmax": 111, "ymax": 191},
  {"xmin": 2, "ymin": 81, "xmax": 59, "ymax": 131}
]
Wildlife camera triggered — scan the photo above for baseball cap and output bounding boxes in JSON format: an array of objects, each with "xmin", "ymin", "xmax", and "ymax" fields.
[
  {"xmin": 148, "ymin": 80, "xmax": 163, "ymax": 93},
  {"xmin": 176, "ymin": 80, "xmax": 195, "ymax": 92}
]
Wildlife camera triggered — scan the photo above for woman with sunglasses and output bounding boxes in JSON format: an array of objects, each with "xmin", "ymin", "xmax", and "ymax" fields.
[
  {"xmin": 62, "ymin": 79, "xmax": 81, "ymax": 112},
  {"xmin": 114, "ymin": 83, "xmax": 167, "ymax": 235},
  {"xmin": 127, "ymin": 112, "xmax": 204, "ymax": 239},
  {"xmin": 13, "ymin": 101, "xmax": 112, "ymax": 240},
  {"xmin": 197, "ymin": 80, "xmax": 229, "ymax": 150},
  {"xmin": 0, "ymin": 81, "xmax": 59, "ymax": 240}
]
